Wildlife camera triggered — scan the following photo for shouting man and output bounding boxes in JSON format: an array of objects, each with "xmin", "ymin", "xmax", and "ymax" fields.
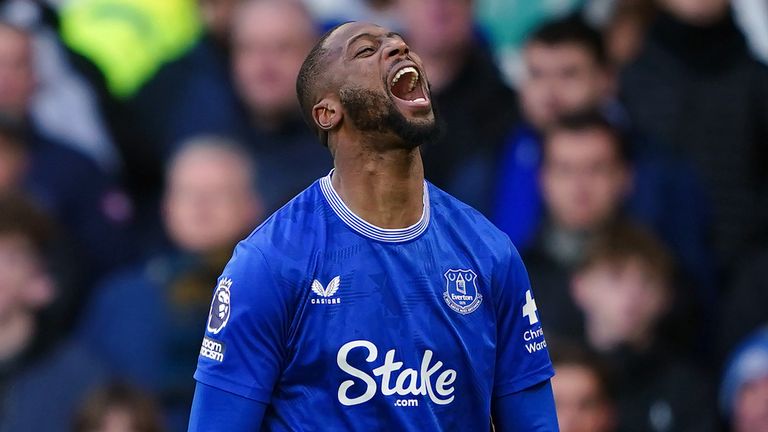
[{"xmin": 188, "ymin": 21, "xmax": 558, "ymax": 431}]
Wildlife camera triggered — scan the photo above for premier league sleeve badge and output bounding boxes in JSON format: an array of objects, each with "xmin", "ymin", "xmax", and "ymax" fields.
[{"xmin": 207, "ymin": 278, "xmax": 232, "ymax": 334}]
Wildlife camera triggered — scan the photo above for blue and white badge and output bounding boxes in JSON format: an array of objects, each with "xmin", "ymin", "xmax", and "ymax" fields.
[
  {"xmin": 207, "ymin": 278, "xmax": 232, "ymax": 334},
  {"xmin": 443, "ymin": 269, "xmax": 483, "ymax": 315}
]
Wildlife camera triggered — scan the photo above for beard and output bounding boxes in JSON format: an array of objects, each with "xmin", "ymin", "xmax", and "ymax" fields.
[{"xmin": 339, "ymin": 86, "xmax": 440, "ymax": 149}]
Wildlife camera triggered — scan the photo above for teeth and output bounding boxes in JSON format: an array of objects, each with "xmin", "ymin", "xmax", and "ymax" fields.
[
  {"xmin": 412, "ymin": 97, "xmax": 426, "ymax": 103},
  {"xmin": 392, "ymin": 66, "xmax": 419, "ymax": 87}
]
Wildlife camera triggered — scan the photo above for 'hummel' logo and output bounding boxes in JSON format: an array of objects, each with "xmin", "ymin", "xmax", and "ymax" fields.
[{"xmin": 311, "ymin": 276, "xmax": 341, "ymax": 304}]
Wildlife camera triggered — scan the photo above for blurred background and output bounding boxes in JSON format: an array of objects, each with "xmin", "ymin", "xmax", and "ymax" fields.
[{"xmin": 0, "ymin": 0, "xmax": 765, "ymax": 430}]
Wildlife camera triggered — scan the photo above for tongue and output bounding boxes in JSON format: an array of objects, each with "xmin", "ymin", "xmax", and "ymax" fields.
[{"xmin": 391, "ymin": 76, "xmax": 413, "ymax": 100}]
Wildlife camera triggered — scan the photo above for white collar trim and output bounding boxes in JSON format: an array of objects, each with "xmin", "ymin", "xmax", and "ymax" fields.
[{"xmin": 319, "ymin": 171, "xmax": 430, "ymax": 243}]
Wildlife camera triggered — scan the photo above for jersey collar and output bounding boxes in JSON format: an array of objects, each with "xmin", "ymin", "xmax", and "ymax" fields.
[{"xmin": 319, "ymin": 171, "xmax": 431, "ymax": 243}]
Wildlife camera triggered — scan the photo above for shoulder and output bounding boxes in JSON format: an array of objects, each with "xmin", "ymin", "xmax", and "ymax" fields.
[
  {"xmin": 225, "ymin": 181, "xmax": 327, "ymax": 284},
  {"xmin": 242, "ymin": 180, "xmax": 326, "ymax": 252},
  {"xmin": 428, "ymin": 182, "xmax": 518, "ymax": 264}
]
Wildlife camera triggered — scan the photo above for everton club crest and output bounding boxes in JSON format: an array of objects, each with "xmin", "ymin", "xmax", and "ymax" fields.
[{"xmin": 443, "ymin": 269, "xmax": 482, "ymax": 315}]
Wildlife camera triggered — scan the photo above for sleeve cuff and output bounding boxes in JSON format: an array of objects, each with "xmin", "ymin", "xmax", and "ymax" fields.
[
  {"xmin": 194, "ymin": 369, "xmax": 273, "ymax": 404},
  {"xmin": 493, "ymin": 364, "xmax": 555, "ymax": 398}
]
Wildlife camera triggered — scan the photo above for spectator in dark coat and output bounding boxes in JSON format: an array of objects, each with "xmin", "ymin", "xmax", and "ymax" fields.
[
  {"xmin": 119, "ymin": 0, "xmax": 243, "ymax": 232},
  {"xmin": 571, "ymin": 223, "xmax": 718, "ymax": 432},
  {"xmin": 0, "ymin": 23, "xmax": 135, "ymax": 282},
  {"xmin": 620, "ymin": 0, "xmax": 768, "ymax": 269},
  {"xmin": 396, "ymin": 0, "xmax": 519, "ymax": 214},
  {"xmin": 0, "ymin": 194, "xmax": 106, "ymax": 432},
  {"xmin": 525, "ymin": 111, "xmax": 699, "ymax": 345},
  {"xmin": 0, "ymin": 116, "xmax": 134, "ymax": 287},
  {"xmin": 493, "ymin": 17, "xmax": 715, "ymax": 304},
  {"xmin": 79, "ymin": 138, "xmax": 262, "ymax": 430},
  {"xmin": 230, "ymin": 0, "xmax": 332, "ymax": 212}
]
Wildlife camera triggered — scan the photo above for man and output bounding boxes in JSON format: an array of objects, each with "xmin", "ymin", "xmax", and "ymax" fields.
[
  {"xmin": 188, "ymin": 22, "xmax": 558, "ymax": 430},
  {"xmin": 0, "ymin": 23, "xmax": 134, "ymax": 282},
  {"xmin": 493, "ymin": 17, "xmax": 713, "ymax": 301},
  {"xmin": 523, "ymin": 111, "xmax": 632, "ymax": 339},
  {"xmin": 0, "ymin": 194, "xmax": 106, "ymax": 431},
  {"xmin": 80, "ymin": 137, "xmax": 262, "ymax": 430},
  {"xmin": 396, "ymin": 0, "xmax": 519, "ymax": 213},
  {"xmin": 620, "ymin": 0, "xmax": 768, "ymax": 269},
  {"xmin": 229, "ymin": 0, "xmax": 333, "ymax": 212}
]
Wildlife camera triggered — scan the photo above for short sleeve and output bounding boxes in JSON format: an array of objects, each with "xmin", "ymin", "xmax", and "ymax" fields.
[
  {"xmin": 194, "ymin": 241, "xmax": 293, "ymax": 403},
  {"xmin": 493, "ymin": 242, "xmax": 554, "ymax": 398}
]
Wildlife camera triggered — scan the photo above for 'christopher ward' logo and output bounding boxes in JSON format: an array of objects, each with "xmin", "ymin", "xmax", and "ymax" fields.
[
  {"xmin": 311, "ymin": 276, "xmax": 341, "ymax": 304},
  {"xmin": 336, "ymin": 340, "xmax": 456, "ymax": 407},
  {"xmin": 521, "ymin": 289, "xmax": 547, "ymax": 354},
  {"xmin": 200, "ymin": 337, "xmax": 225, "ymax": 362}
]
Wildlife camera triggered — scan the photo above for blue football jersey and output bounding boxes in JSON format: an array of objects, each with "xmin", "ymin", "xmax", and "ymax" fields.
[{"xmin": 194, "ymin": 173, "xmax": 554, "ymax": 431}]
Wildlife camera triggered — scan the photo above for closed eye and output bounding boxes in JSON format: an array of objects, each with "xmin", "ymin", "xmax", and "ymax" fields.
[{"xmin": 355, "ymin": 46, "xmax": 376, "ymax": 57}]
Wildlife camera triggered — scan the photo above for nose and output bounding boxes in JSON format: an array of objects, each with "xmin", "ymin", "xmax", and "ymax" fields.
[{"xmin": 385, "ymin": 39, "xmax": 409, "ymax": 59}]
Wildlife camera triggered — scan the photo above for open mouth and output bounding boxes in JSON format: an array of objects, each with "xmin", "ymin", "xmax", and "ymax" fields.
[{"xmin": 389, "ymin": 66, "xmax": 429, "ymax": 107}]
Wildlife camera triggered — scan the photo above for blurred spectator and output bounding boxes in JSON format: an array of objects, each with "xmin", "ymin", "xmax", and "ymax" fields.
[
  {"xmin": 523, "ymin": 111, "xmax": 632, "ymax": 338},
  {"xmin": 551, "ymin": 343, "xmax": 617, "ymax": 432},
  {"xmin": 719, "ymin": 250, "xmax": 768, "ymax": 361},
  {"xmin": 620, "ymin": 0, "xmax": 768, "ymax": 269},
  {"xmin": 0, "ymin": 1, "xmax": 120, "ymax": 170},
  {"xmin": 230, "ymin": 0, "xmax": 332, "ymax": 211},
  {"xmin": 571, "ymin": 223, "xmax": 717, "ymax": 432},
  {"xmin": 397, "ymin": 0, "xmax": 519, "ymax": 213},
  {"xmin": 493, "ymin": 18, "xmax": 714, "ymax": 306},
  {"xmin": 603, "ymin": 0, "xmax": 657, "ymax": 67},
  {"xmin": 720, "ymin": 326, "xmax": 768, "ymax": 432},
  {"xmin": 79, "ymin": 138, "xmax": 262, "ymax": 430},
  {"xmin": 74, "ymin": 382, "xmax": 163, "ymax": 432},
  {"xmin": 0, "ymin": 106, "xmax": 134, "ymax": 284},
  {"xmin": 124, "ymin": 0, "xmax": 242, "ymax": 210},
  {"xmin": 0, "ymin": 194, "xmax": 106, "ymax": 432}
]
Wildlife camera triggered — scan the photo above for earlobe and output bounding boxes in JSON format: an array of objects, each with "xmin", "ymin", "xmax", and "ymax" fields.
[{"xmin": 313, "ymin": 100, "xmax": 340, "ymax": 131}]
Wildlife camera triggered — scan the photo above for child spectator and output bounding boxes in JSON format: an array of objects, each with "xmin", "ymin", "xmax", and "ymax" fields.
[
  {"xmin": 571, "ymin": 222, "xmax": 717, "ymax": 431},
  {"xmin": 551, "ymin": 343, "xmax": 616, "ymax": 432}
]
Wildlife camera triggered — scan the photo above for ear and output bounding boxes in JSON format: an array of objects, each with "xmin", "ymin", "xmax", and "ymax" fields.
[{"xmin": 312, "ymin": 98, "xmax": 342, "ymax": 132}]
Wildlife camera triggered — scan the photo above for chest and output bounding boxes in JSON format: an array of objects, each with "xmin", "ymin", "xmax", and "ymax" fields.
[{"xmin": 280, "ymin": 241, "xmax": 499, "ymax": 404}]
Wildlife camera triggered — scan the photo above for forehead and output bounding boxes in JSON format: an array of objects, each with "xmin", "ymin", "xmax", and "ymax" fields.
[{"xmin": 324, "ymin": 22, "xmax": 391, "ymax": 49}]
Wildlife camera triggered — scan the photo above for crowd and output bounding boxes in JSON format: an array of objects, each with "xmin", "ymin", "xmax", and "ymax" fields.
[{"xmin": 0, "ymin": 0, "xmax": 765, "ymax": 430}]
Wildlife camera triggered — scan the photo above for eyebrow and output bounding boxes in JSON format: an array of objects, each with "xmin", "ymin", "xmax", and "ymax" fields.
[{"xmin": 346, "ymin": 31, "xmax": 405, "ymax": 49}]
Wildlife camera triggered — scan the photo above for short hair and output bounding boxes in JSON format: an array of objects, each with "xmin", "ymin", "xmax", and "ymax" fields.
[
  {"xmin": 528, "ymin": 15, "xmax": 607, "ymax": 66},
  {"xmin": 0, "ymin": 193, "xmax": 53, "ymax": 253},
  {"xmin": 166, "ymin": 135, "xmax": 258, "ymax": 190},
  {"xmin": 576, "ymin": 222, "xmax": 675, "ymax": 287},
  {"xmin": 73, "ymin": 382, "xmax": 162, "ymax": 432},
  {"xmin": 543, "ymin": 109, "xmax": 632, "ymax": 164},
  {"xmin": 549, "ymin": 341, "xmax": 616, "ymax": 401},
  {"xmin": 296, "ymin": 23, "xmax": 348, "ymax": 146}
]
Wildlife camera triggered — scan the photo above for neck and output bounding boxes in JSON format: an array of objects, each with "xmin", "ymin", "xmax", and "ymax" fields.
[{"xmin": 331, "ymin": 136, "xmax": 424, "ymax": 229}]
